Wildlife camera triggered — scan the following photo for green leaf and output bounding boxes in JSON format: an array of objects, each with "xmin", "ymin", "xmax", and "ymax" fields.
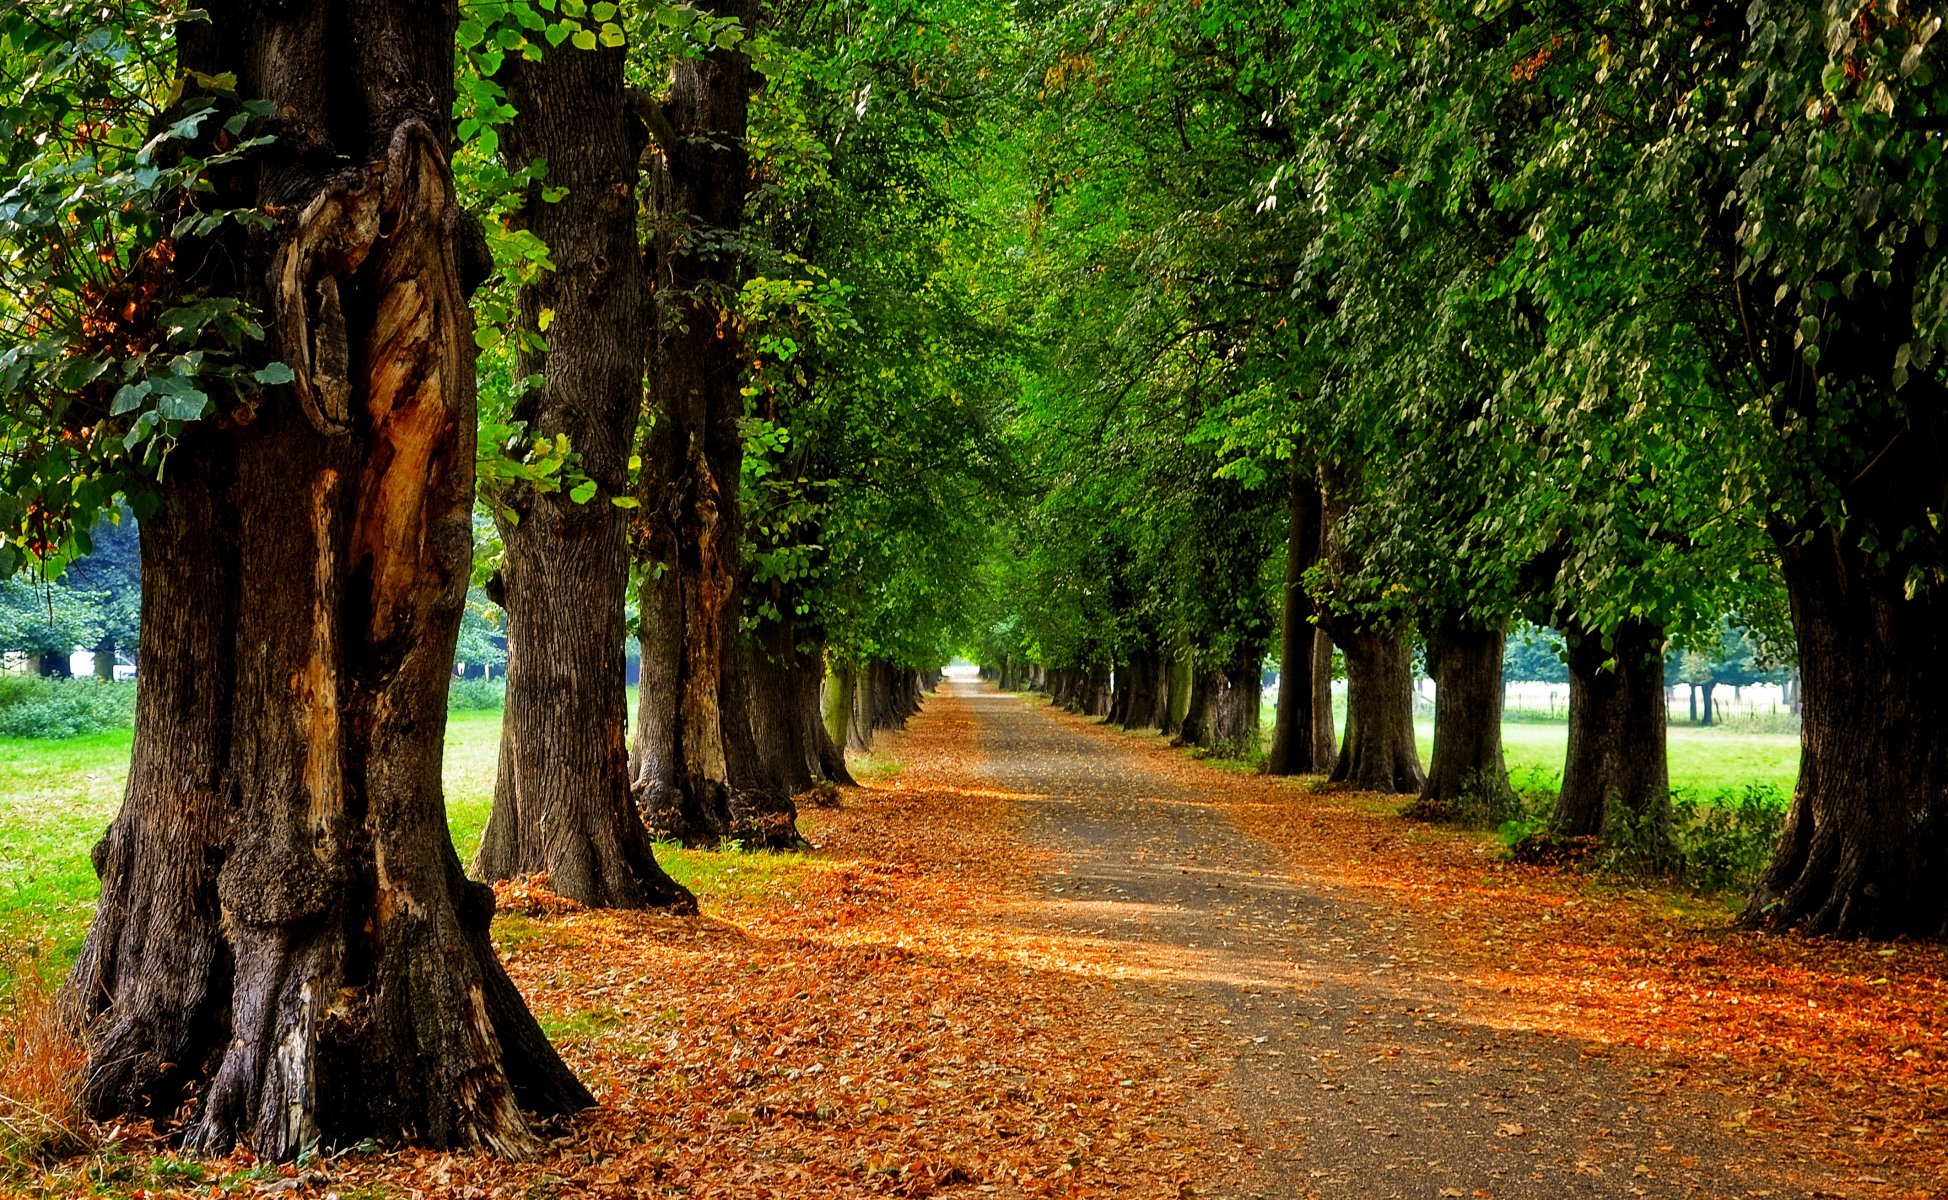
[
  {"xmin": 109, "ymin": 382, "xmax": 150, "ymax": 415},
  {"xmin": 571, "ymin": 28, "xmax": 598, "ymax": 50},
  {"xmin": 569, "ymin": 480, "xmax": 598, "ymax": 504},
  {"xmin": 253, "ymin": 361, "xmax": 295, "ymax": 385}
]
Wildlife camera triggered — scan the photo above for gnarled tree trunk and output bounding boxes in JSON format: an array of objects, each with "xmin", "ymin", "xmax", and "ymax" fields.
[
  {"xmin": 1329, "ymin": 629, "xmax": 1423, "ymax": 793},
  {"xmin": 1552, "ymin": 619, "xmax": 1671, "ymax": 852},
  {"xmin": 1411, "ymin": 623, "xmax": 1512, "ymax": 821},
  {"xmin": 475, "ymin": 35, "xmax": 693, "ymax": 910},
  {"xmin": 629, "ymin": 0, "xmax": 797, "ymax": 847},
  {"xmin": 64, "ymin": 6, "xmax": 587, "ymax": 1158}
]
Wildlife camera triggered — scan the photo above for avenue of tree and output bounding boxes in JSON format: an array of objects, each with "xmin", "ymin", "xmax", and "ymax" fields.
[{"xmin": 0, "ymin": 0, "xmax": 1941, "ymax": 1166}]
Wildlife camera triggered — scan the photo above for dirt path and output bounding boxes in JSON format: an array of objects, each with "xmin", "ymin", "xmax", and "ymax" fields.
[
  {"xmin": 947, "ymin": 680, "xmax": 1864, "ymax": 1199},
  {"xmin": 19, "ymin": 679, "xmax": 1934, "ymax": 1200}
]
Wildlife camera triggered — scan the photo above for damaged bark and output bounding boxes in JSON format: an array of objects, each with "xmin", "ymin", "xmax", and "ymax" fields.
[{"xmin": 66, "ymin": 3, "xmax": 587, "ymax": 1158}]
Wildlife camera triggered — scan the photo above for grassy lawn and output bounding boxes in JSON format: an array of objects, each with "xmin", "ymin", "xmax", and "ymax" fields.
[
  {"xmin": 1450, "ymin": 719, "xmax": 1799, "ymax": 797},
  {"xmin": 0, "ymin": 702, "xmax": 791, "ymax": 984},
  {"xmin": 1258, "ymin": 698, "xmax": 1800, "ymax": 798}
]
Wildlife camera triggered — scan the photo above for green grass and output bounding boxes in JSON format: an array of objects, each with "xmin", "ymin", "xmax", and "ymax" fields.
[
  {"xmin": 1479, "ymin": 719, "xmax": 1799, "ymax": 797},
  {"xmin": 0, "ymin": 710, "xmax": 511, "ymax": 980},
  {"xmin": 0, "ymin": 697, "xmax": 826, "ymax": 986},
  {"xmin": 1255, "ymin": 697, "xmax": 1799, "ymax": 798}
]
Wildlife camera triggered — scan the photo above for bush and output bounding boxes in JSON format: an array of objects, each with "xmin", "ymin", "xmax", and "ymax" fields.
[
  {"xmin": 446, "ymin": 676, "xmax": 507, "ymax": 711},
  {"xmin": 1494, "ymin": 770, "xmax": 1789, "ymax": 896},
  {"xmin": 1671, "ymin": 783, "xmax": 1789, "ymax": 894},
  {"xmin": 0, "ymin": 675, "xmax": 137, "ymax": 739}
]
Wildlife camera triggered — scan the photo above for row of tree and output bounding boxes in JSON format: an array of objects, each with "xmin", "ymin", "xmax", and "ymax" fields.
[
  {"xmin": 0, "ymin": 0, "xmax": 1005, "ymax": 1160},
  {"xmin": 977, "ymin": 0, "xmax": 1945, "ymax": 941}
]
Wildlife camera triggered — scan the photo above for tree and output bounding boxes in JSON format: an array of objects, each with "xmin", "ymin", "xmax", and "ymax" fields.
[
  {"xmin": 470, "ymin": 23, "xmax": 694, "ymax": 910},
  {"xmin": 628, "ymin": 0, "xmax": 809, "ymax": 848},
  {"xmin": 3, "ymin": 2, "xmax": 588, "ymax": 1157}
]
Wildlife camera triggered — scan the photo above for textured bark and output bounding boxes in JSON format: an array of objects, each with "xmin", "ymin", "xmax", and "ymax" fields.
[
  {"xmin": 1740, "ymin": 525, "xmax": 1948, "ymax": 936},
  {"xmin": 64, "ymin": 3, "xmax": 587, "ymax": 1157},
  {"xmin": 474, "ymin": 36, "xmax": 692, "ymax": 911},
  {"xmin": 1311, "ymin": 628, "xmax": 1338, "ymax": 772},
  {"xmin": 630, "ymin": 0, "xmax": 797, "ymax": 847},
  {"xmin": 1410, "ymin": 624, "xmax": 1513, "ymax": 821},
  {"xmin": 1330, "ymin": 630, "xmax": 1423, "ymax": 794},
  {"xmin": 1267, "ymin": 472, "xmax": 1324, "ymax": 774},
  {"xmin": 1552, "ymin": 620, "xmax": 1671, "ymax": 851}
]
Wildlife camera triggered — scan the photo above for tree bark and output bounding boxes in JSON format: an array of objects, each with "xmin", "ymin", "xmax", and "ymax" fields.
[
  {"xmin": 1329, "ymin": 630, "xmax": 1423, "ymax": 793},
  {"xmin": 64, "ymin": 4, "xmax": 588, "ymax": 1157},
  {"xmin": 92, "ymin": 636, "xmax": 116, "ymax": 681},
  {"xmin": 1162, "ymin": 653, "xmax": 1192, "ymax": 737},
  {"xmin": 1699, "ymin": 680, "xmax": 1716, "ymax": 726},
  {"xmin": 1118, "ymin": 650, "xmax": 1165, "ymax": 731},
  {"xmin": 1551, "ymin": 620, "xmax": 1672, "ymax": 853},
  {"xmin": 1410, "ymin": 623, "xmax": 1512, "ymax": 821},
  {"xmin": 1267, "ymin": 472, "xmax": 1323, "ymax": 774},
  {"xmin": 1178, "ymin": 668, "xmax": 1216, "ymax": 746},
  {"xmin": 629, "ymin": 0, "xmax": 798, "ymax": 847},
  {"xmin": 1310, "ymin": 628, "xmax": 1337, "ymax": 772},
  {"xmin": 474, "ymin": 35, "xmax": 693, "ymax": 910},
  {"xmin": 1084, "ymin": 662, "xmax": 1113, "ymax": 718},
  {"xmin": 1740, "ymin": 524, "xmax": 1948, "ymax": 936}
]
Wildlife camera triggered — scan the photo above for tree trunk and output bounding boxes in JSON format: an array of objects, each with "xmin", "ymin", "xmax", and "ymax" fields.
[
  {"xmin": 1212, "ymin": 655, "xmax": 1261, "ymax": 747},
  {"xmin": 629, "ymin": 0, "xmax": 794, "ymax": 847},
  {"xmin": 1085, "ymin": 662, "xmax": 1113, "ymax": 718},
  {"xmin": 1700, "ymin": 681, "xmax": 1716, "ymax": 726},
  {"xmin": 801, "ymin": 641, "xmax": 853, "ymax": 786},
  {"xmin": 1740, "ymin": 526, "xmax": 1948, "ymax": 937},
  {"xmin": 1162, "ymin": 654, "xmax": 1192, "ymax": 737},
  {"xmin": 716, "ymin": 623, "xmax": 807, "ymax": 847},
  {"xmin": 1688, "ymin": 683, "xmax": 1698, "ymax": 724},
  {"xmin": 1330, "ymin": 630, "xmax": 1423, "ymax": 793},
  {"xmin": 1178, "ymin": 668, "xmax": 1219, "ymax": 747},
  {"xmin": 1311, "ymin": 628, "xmax": 1337, "ymax": 772},
  {"xmin": 1552, "ymin": 620, "xmax": 1672, "ymax": 854},
  {"xmin": 1118, "ymin": 651, "xmax": 1165, "ymax": 731},
  {"xmin": 1109, "ymin": 661, "xmax": 1133, "ymax": 726},
  {"xmin": 64, "ymin": 8, "xmax": 587, "ymax": 1156},
  {"xmin": 92, "ymin": 637, "xmax": 115, "ymax": 681},
  {"xmin": 1410, "ymin": 624, "xmax": 1512, "ymax": 821},
  {"xmin": 474, "ymin": 35, "xmax": 693, "ymax": 910},
  {"xmin": 823, "ymin": 657, "xmax": 859, "ymax": 756},
  {"xmin": 1267, "ymin": 472, "xmax": 1323, "ymax": 774}
]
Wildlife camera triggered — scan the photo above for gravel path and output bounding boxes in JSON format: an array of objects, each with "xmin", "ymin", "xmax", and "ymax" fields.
[{"xmin": 944, "ymin": 680, "xmax": 1822, "ymax": 1200}]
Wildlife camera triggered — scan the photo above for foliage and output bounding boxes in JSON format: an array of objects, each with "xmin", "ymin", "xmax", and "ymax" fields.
[
  {"xmin": 0, "ymin": 5, "xmax": 280, "ymax": 569},
  {"xmin": 446, "ymin": 676, "xmax": 509, "ymax": 711},
  {"xmin": 0, "ymin": 677, "xmax": 135, "ymax": 740}
]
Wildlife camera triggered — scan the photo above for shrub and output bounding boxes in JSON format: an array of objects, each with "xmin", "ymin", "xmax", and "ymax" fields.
[
  {"xmin": 1496, "ymin": 772, "xmax": 1790, "ymax": 897},
  {"xmin": 0, "ymin": 675, "xmax": 136, "ymax": 739},
  {"xmin": 1671, "ymin": 783, "xmax": 1789, "ymax": 894},
  {"xmin": 446, "ymin": 676, "xmax": 507, "ymax": 711}
]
